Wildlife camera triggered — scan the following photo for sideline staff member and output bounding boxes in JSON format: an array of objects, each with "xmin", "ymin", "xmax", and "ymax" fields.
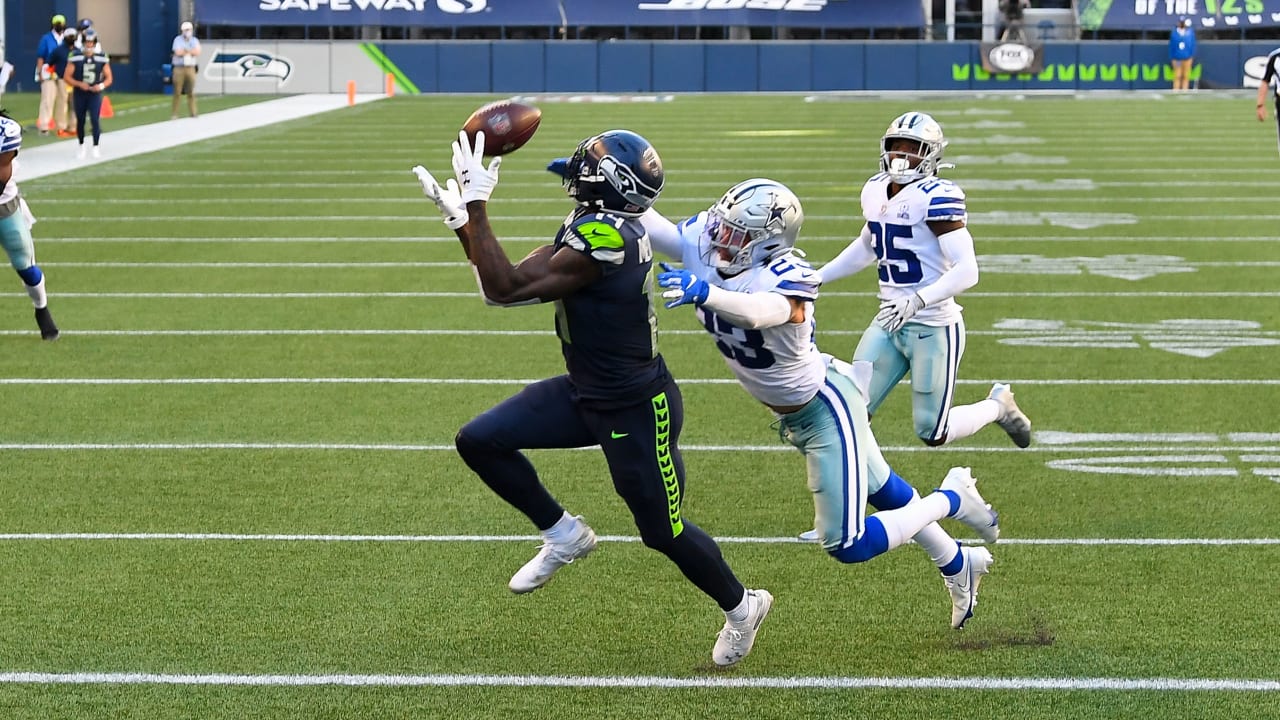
[{"xmin": 1257, "ymin": 47, "xmax": 1280, "ymax": 156}]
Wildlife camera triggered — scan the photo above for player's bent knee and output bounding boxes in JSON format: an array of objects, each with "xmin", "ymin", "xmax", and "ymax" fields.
[
  {"xmin": 920, "ymin": 434, "xmax": 947, "ymax": 447},
  {"xmin": 454, "ymin": 423, "xmax": 497, "ymax": 459},
  {"xmin": 828, "ymin": 539, "xmax": 879, "ymax": 564},
  {"xmin": 637, "ymin": 526, "xmax": 681, "ymax": 554}
]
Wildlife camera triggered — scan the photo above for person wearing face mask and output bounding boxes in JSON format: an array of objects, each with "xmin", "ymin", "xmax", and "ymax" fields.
[
  {"xmin": 35, "ymin": 14, "xmax": 67, "ymax": 135},
  {"xmin": 48, "ymin": 28, "xmax": 79, "ymax": 137},
  {"xmin": 171, "ymin": 22, "xmax": 201, "ymax": 120}
]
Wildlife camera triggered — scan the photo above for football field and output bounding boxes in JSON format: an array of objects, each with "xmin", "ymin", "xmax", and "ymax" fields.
[{"xmin": 2, "ymin": 93, "xmax": 1278, "ymax": 718}]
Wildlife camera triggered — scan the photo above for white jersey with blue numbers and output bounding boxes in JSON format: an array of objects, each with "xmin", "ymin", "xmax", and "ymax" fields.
[
  {"xmin": 0, "ymin": 115, "xmax": 22, "ymax": 207},
  {"xmin": 675, "ymin": 212, "xmax": 825, "ymax": 408},
  {"xmin": 859, "ymin": 172, "xmax": 966, "ymax": 326}
]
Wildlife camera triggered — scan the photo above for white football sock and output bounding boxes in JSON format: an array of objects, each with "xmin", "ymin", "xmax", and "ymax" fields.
[
  {"xmin": 725, "ymin": 590, "xmax": 751, "ymax": 623},
  {"xmin": 26, "ymin": 277, "xmax": 48, "ymax": 309},
  {"xmin": 943, "ymin": 398, "xmax": 1001, "ymax": 444},
  {"xmin": 902, "ymin": 489, "xmax": 962, "ymax": 567},
  {"xmin": 870, "ymin": 492, "xmax": 952, "ymax": 550},
  {"xmin": 541, "ymin": 511, "xmax": 580, "ymax": 544}
]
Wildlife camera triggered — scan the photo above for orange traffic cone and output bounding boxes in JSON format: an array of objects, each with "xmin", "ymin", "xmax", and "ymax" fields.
[{"xmin": 100, "ymin": 95, "xmax": 115, "ymax": 119}]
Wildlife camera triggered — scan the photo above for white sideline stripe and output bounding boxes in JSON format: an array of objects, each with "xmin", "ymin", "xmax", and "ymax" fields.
[
  {"xmin": 3, "ymin": 329, "xmax": 1280, "ymax": 339},
  {"xmin": 3, "ymin": 442, "xmax": 1279, "ymax": 454},
  {"xmin": 0, "ymin": 671, "xmax": 1274, "ymax": 691},
  {"xmin": 2, "ymin": 378, "xmax": 1278, "ymax": 387},
  {"xmin": 0, "ymin": 532, "xmax": 1275, "ymax": 547},
  {"xmin": 15, "ymin": 291, "xmax": 1280, "ymax": 299}
]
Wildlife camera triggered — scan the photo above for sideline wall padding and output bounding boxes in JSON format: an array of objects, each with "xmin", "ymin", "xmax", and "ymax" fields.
[{"xmin": 192, "ymin": 40, "xmax": 1268, "ymax": 95}]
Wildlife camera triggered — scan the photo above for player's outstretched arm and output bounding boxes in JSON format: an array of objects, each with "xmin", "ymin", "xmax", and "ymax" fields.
[
  {"xmin": 815, "ymin": 224, "xmax": 876, "ymax": 284},
  {"xmin": 916, "ymin": 220, "xmax": 979, "ymax": 306},
  {"xmin": 638, "ymin": 208, "xmax": 685, "ymax": 259},
  {"xmin": 465, "ymin": 203, "xmax": 601, "ymax": 304},
  {"xmin": 658, "ymin": 263, "xmax": 796, "ymax": 329}
]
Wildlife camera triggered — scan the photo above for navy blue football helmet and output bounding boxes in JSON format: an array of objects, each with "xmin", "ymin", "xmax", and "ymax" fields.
[{"xmin": 563, "ymin": 130, "xmax": 664, "ymax": 216}]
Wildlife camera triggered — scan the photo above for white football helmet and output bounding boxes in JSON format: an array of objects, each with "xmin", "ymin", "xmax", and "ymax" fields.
[
  {"xmin": 701, "ymin": 179, "xmax": 803, "ymax": 276},
  {"xmin": 880, "ymin": 112, "xmax": 948, "ymax": 184}
]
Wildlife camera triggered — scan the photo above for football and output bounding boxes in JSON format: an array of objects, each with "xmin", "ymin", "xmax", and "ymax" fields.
[{"xmin": 462, "ymin": 100, "xmax": 542, "ymax": 156}]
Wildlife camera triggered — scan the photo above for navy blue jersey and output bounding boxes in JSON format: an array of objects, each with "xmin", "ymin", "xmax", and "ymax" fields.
[
  {"xmin": 552, "ymin": 208, "xmax": 669, "ymax": 406},
  {"xmin": 67, "ymin": 49, "xmax": 110, "ymax": 87},
  {"xmin": 49, "ymin": 43, "xmax": 76, "ymax": 79}
]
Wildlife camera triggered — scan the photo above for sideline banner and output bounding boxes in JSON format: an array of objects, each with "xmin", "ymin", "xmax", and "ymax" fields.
[
  {"xmin": 198, "ymin": 0, "xmax": 924, "ymax": 28},
  {"xmin": 198, "ymin": 0, "xmax": 564, "ymax": 27},
  {"xmin": 980, "ymin": 40, "xmax": 1045, "ymax": 73},
  {"xmin": 1078, "ymin": 0, "xmax": 1280, "ymax": 30}
]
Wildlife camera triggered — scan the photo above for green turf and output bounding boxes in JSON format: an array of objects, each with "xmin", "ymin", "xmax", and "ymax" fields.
[{"xmin": 0, "ymin": 93, "xmax": 1277, "ymax": 718}]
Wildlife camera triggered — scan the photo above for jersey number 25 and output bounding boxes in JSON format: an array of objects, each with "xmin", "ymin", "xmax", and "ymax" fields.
[{"xmin": 870, "ymin": 222, "xmax": 923, "ymax": 284}]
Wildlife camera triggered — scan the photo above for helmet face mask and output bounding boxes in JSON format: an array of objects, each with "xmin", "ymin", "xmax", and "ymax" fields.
[
  {"xmin": 880, "ymin": 112, "xmax": 947, "ymax": 184},
  {"xmin": 701, "ymin": 179, "xmax": 803, "ymax": 276},
  {"xmin": 564, "ymin": 130, "xmax": 664, "ymax": 216}
]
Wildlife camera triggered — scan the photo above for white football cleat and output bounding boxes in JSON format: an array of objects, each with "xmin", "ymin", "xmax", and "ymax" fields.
[
  {"xmin": 944, "ymin": 545, "xmax": 993, "ymax": 629},
  {"xmin": 988, "ymin": 383, "xmax": 1032, "ymax": 448},
  {"xmin": 508, "ymin": 517, "xmax": 597, "ymax": 594},
  {"xmin": 939, "ymin": 466, "xmax": 1000, "ymax": 543},
  {"xmin": 91, "ymin": 145, "xmax": 101, "ymax": 159},
  {"xmin": 798, "ymin": 528, "xmax": 820, "ymax": 542},
  {"xmin": 713, "ymin": 589, "xmax": 773, "ymax": 667},
  {"xmin": 76, "ymin": 144, "xmax": 87, "ymax": 160}
]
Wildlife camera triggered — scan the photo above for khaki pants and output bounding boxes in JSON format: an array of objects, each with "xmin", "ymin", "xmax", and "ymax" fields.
[
  {"xmin": 172, "ymin": 66, "xmax": 198, "ymax": 118},
  {"xmin": 1171, "ymin": 58, "xmax": 1193, "ymax": 91},
  {"xmin": 37, "ymin": 78, "xmax": 58, "ymax": 131},
  {"xmin": 54, "ymin": 79, "xmax": 75, "ymax": 132}
]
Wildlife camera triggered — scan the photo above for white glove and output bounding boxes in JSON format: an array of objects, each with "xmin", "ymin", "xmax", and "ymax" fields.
[
  {"xmin": 875, "ymin": 293, "xmax": 925, "ymax": 332},
  {"xmin": 451, "ymin": 130, "xmax": 502, "ymax": 204},
  {"xmin": 412, "ymin": 164, "xmax": 468, "ymax": 230}
]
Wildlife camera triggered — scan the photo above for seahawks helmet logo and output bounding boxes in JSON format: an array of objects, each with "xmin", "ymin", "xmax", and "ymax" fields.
[{"xmin": 206, "ymin": 52, "xmax": 293, "ymax": 82}]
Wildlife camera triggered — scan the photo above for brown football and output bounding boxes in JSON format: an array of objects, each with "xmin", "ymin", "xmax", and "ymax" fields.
[{"xmin": 462, "ymin": 100, "xmax": 542, "ymax": 156}]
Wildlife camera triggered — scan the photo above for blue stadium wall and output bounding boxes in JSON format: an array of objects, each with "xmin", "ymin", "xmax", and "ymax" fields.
[
  {"xmin": 379, "ymin": 41, "xmax": 1270, "ymax": 93},
  {"xmin": 5, "ymin": 0, "xmax": 179, "ymax": 93},
  {"xmin": 4, "ymin": 0, "xmax": 1271, "ymax": 96}
]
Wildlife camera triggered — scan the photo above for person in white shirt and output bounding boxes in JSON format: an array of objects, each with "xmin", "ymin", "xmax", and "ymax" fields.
[
  {"xmin": 819, "ymin": 112, "xmax": 1032, "ymax": 452},
  {"xmin": 171, "ymin": 21, "xmax": 201, "ymax": 119},
  {"xmin": 646, "ymin": 178, "xmax": 1001, "ymax": 630}
]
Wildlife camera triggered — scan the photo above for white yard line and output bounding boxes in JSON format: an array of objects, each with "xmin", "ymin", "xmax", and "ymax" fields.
[
  {"xmin": 2, "ymin": 329, "xmax": 1279, "ymax": 338},
  {"xmin": 33, "ymin": 235, "xmax": 1280, "ymax": 243},
  {"xmin": 14, "ymin": 291, "xmax": 1280, "ymax": 299},
  {"xmin": 0, "ymin": 671, "xmax": 1273, "ymax": 692},
  {"xmin": 2, "ymin": 377, "xmax": 1279, "ymax": 387},
  {"xmin": 1, "ymin": 442, "xmax": 1277, "ymax": 454},
  {"xmin": 0, "ymin": 532, "xmax": 1275, "ymax": 547}
]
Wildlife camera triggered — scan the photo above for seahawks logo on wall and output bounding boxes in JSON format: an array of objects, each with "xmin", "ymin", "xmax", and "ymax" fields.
[{"xmin": 206, "ymin": 52, "xmax": 293, "ymax": 82}]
